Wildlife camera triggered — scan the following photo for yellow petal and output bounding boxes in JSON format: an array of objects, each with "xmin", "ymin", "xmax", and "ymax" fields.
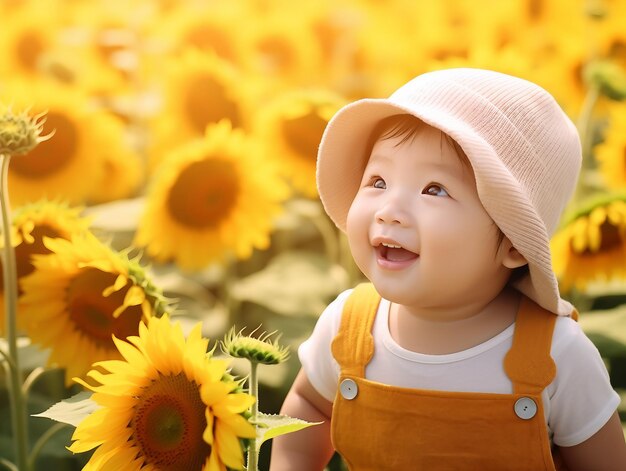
[
  {"xmin": 215, "ymin": 423, "xmax": 245, "ymax": 470},
  {"xmin": 103, "ymin": 274, "xmax": 128, "ymax": 297}
]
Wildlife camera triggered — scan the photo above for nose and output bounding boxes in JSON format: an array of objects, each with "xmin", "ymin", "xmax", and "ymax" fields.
[{"xmin": 374, "ymin": 193, "xmax": 410, "ymax": 226}]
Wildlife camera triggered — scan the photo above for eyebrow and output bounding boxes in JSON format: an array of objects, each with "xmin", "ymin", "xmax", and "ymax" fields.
[
  {"xmin": 367, "ymin": 151, "xmax": 469, "ymax": 183},
  {"xmin": 366, "ymin": 152, "xmax": 395, "ymax": 165}
]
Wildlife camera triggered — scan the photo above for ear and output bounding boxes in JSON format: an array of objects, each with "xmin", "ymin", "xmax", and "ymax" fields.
[{"xmin": 499, "ymin": 237, "xmax": 528, "ymax": 269}]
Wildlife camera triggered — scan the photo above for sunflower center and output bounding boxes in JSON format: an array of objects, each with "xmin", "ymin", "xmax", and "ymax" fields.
[
  {"xmin": 16, "ymin": 30, "xmax": 44, "ymax": 71},
  {"xmin": 282, "ymin": 109, "xmax": 327, "ymax": 161},
  {"xmin": 1, "ymin": 224, "xmax": 61, "ymax": 295},
  {"xmin": 167, "ymin": 158, "xmax": 240, "ymax": 229},
  {"xmin": 185, "ymin": 74, "xmax": 242, "ymax": 133},
  {"xmin": 10, "ymin": 111, "xmax": 77, "ymax": 179},
  {"xmin": 131, "ymin": 373, "xmax": 210, "ymax": 470},
  {"xmin": 577, "ymin": 220, "xmax": 623, "ymax": 255},
  {"xmin": 66, "ymin": 268, "xmax": 142, "ymax": 349}
]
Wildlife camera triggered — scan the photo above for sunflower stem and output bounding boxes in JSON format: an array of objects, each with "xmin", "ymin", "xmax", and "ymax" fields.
[
  {"xmin": 573, "ymin": 84, "xmax": 600, "ymax": 206},
  {"xmin": 0, "ymin": 154, "xmax": 30, "ymax": 471},
  {"xmin": 311, "ymin": 211, "xmax": 340, "ymax": 266},
  {"xmin": 0, "ymin": 346, "xmax": 16, "ymax": 370},
  {"xmin": 27, "ymin": 422, "xmax": 69, "ymax": 470},
  {"xmin": 0, "ymin": 457, "xmax": 18, "ymax": 471},
  {"xmin": 22, "ymin": 366, "xmax": 46, "ymax": 396},
  {"xmin": 247, "ymin": 360, "xmax": 259, "ymax": 471}
]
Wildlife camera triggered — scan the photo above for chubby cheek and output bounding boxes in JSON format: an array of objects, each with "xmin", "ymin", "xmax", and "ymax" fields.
[
  {"xmin": 424, "ymin": 214, "xmax": 499, "ymax": 278},
  {"xmin": 346, "ymin": 201, "xmax": 373, "ymax": 270}
]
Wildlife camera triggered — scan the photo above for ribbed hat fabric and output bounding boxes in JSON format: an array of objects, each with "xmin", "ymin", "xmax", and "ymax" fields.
[{"xmin": 317, "ymin": 68, "xmax": 582, "ymax": 316}]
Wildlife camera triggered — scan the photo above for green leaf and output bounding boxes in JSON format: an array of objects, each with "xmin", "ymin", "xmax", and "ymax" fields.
[
  {"xmin": 32, "ymin": 391, "xmax": 99, "ymax": 427},
  {"xmin": 83, "ymin": 197, "xmax": 144, "ymax": 232},
  {"xmin": 253, "ymin": 412, "xmax": 322, "ymax": 452},
  {"xmin": 579, "ymin": 305, "xmax": 626, "ymax": 359},
  {"xmin": 230, "ymin": 251, "xmax": 348, "ymax": 317}
]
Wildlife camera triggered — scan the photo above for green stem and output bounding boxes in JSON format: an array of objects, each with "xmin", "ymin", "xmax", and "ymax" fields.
[
  {"xmin": 0, "ymin": 154, "xmax": 29, "ymax": 471},
  {"xmin": 0, "ymin": 347, "xmax": 16, "ymax": 371},
  {"xmin": 247, "ymin": 361, "xmax": 259, "ymax": 471},
  {"xmin": 22, "ymin": 366, "xmax": 46, "ymax": 396},
  {"xmin": 0, "ymin": 457, "xmax": 18, "ymax": 471},
  {"xmin": 27, "ymin": 423, "xmax": 69, "ymax": 470},
  {"xmin": 311, "ymin": 210, "xmax": 340, "ymax": 266},
  {"xmin": 572, "ymin": 84, "xmax": 600, "ymax": 206}
]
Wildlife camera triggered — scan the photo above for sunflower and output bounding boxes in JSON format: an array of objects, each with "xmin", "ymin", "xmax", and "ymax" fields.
[
  {"xmin": 551, "ymin": 197, "xmax": 626, "ymax": 293},
  {"xmin": 595, "ymin": 102, "xmax": 626, "ymax": 190},
  {"xmin": 136, "ymin": 120, "xmax": 289, "ymax": 271},
  {"xmin": 19, "ymin": 233, "xmax": 168, "ymax": 385},
  {"xmin": 68, "ymin": 314, "xmax": 256, "ymax": 471},
  {"xmin": 0, "ymin": 199, "xmax": 91, "ymax": 333},
  {"xmin": 530, "ymin": 34, "xmax": 589, "ymax": 117},
  {"xmin": 146, "ymin": 49, "xmax": 256, "ymax": 172},
  {"xmin": 237, "ymin": 10, "xmax": 323, "ymax": 89},
  {"xmin": 58, "ymin": 0, "xmax": 149, "ymax": 97},
  {"xmin": 254, "ymin": 88, "xmax": 345, "ymax": 197},
  {"xmin": 148, "ymin": 2, "xmax": 246, "ymax": 66},
  {"xmin": 0, "ymin": 2, "xmax": 64, "ymax": 78},
  {"xmin": 86, "ymin": 113, "xmax": 144, "ymax": 205},
  {"xmin": 0, "ymin": 80, "xmax": 116, "ymax": 206}
]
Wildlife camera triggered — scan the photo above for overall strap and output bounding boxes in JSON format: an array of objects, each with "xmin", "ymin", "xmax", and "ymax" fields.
[
  {"xmin": 503, "ymin": 297, "xmax": 557, "ymax": 395},
  {"xmin": 331, "ymin": 283, "xmax": 381, "ymax": 378}
]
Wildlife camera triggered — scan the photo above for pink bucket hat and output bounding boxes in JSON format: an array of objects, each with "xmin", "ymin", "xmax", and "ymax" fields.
[{"xmin": 317, "ymin": 68, "xmax": 582, "ymax": 316}]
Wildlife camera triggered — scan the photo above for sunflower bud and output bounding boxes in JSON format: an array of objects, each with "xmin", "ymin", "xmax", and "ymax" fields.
[
  {"xmin": 583, "ymin": 60, "xmax": 626, "ymax": 101},
  {"xmin": 222, "ymin": 326, "xmax": 290, "ymax": 365},
  {"xmin": 0, "ymin": 104, "xmax": 51, "ymax": 156}
]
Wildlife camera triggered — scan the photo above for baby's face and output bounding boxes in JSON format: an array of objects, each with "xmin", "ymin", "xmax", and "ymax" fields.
[{"xmin": 346, "ymin": 122, "xmax": 511, "ymax": 311}]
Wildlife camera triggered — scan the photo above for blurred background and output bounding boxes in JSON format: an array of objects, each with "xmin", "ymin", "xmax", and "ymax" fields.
[{"xmin": 1, "ymin": 0, "xmax": 626, "ymax": 469}]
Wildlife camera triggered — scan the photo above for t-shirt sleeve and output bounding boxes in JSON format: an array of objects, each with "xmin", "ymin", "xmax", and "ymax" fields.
[
  {"xmin": 297, "ymin": 289, "xmax": 353, "ymax": 402},
  {"xmin": 548, "ymin": 317, "xmax": 621, "ymax": 447}
]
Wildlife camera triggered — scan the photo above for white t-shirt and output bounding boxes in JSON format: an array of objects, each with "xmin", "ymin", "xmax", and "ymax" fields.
[{"xmin": 299, "ymin": 289, "xmax": 621, "ymax": 447}]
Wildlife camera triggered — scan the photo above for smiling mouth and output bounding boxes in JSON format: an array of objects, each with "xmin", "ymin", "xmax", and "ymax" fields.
[{"xmin": 376, "ymin": 243, "xmax": 419, "ymax": 263}]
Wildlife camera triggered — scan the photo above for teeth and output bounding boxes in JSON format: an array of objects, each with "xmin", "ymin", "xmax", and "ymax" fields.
[{"xmin": 381, "ymin": 242, "xmax": 402, "ymax": 249}]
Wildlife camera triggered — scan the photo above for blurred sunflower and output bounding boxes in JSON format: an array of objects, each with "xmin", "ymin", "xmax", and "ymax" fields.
[
  {"xmin": 86, "ymin": 113, "xmax": 144, "ymax": 204},
  {"xmin": 136, "ymin": 120, "xmax": 289, "ymax": 271},
  {"xmin": 0, "ymin": 200, "xmax": 91, "ymax": 333},
  {"xmin": 68, "ymin": 314, "xmax": 256, "ymax": 471},
  {"xmin": 19, "ymin": 233, "xmax": 168, "ymax": 385},
  {"xmin": 588, "ymin": 0, "xmax": 626, "ymax": 69},
  {"xmin": 60, "ymin": 1, "xmax": 143, "ymax": 96},
  {"xmin": 533, "ymin": 37, "xmax": 589, "ymax": 117},
  {"xmin": 149, "ymin": 2, "xmax": 246, "ymax": 66},
  {"xmin": 425, "ymin": 42, "xmax": 535, "ymax": 89},
  {"xmin": 238, "ymin": 11, "xmax": 323, "ymax": 88},
  {"xmin": 551, "ymin": 197, "xmax": 626, "ymax": 292},
  {"xmin": 147, "ymin": 49, "xmax": 255, "ymax": 171},
  {"xmin": 0, "ymin": 3, "xmax": 64, "ymax": 78},
  {"xmin": 255, "ymin": 89, "xmax": 345, "ymax": 197},
  {"xmin": 595, "ymin": 102, "xmax": 626, "ymax": 190},
  {"xmin": 0, "ymin": 80, "xmax": 112, "ymax": 206}
]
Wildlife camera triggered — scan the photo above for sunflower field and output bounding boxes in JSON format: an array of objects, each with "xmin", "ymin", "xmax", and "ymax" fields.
[{"xmin": 1, "ymin": 0, "xmax": 626, "ymax": 469}]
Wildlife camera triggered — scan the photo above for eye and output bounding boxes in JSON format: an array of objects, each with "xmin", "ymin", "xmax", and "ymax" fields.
[
  {"xmin": 423, "ymin": 183, "xmax": 449, "ymax": 197},
  {"xmin": 372, "ymin": 178, "xmax": 386, "ymax": 189}
]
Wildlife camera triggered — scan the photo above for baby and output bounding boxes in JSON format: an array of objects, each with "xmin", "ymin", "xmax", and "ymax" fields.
[{"xmin": 270, "ymin": 68, "xmax": 626, "ymax": 470}]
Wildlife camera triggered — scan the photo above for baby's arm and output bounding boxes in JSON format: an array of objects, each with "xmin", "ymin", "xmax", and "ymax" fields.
[
  {"xmin": 558, "ymin": 410, "xmax": 626, "ymax": 470},
  {"xmin": 269, "ymin": 369, "xmax": 335, "ymax": 471}
]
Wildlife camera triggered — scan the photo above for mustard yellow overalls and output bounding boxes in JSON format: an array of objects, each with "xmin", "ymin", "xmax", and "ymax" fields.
[{"xmin": 331, "ymin": 283, "xmax": 570, "ymax": 470}]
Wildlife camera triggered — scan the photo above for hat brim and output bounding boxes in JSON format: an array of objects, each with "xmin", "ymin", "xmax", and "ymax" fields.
[{"xmin": 316, "ymin": 98, "xmax": 573, "ymax": 316}]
